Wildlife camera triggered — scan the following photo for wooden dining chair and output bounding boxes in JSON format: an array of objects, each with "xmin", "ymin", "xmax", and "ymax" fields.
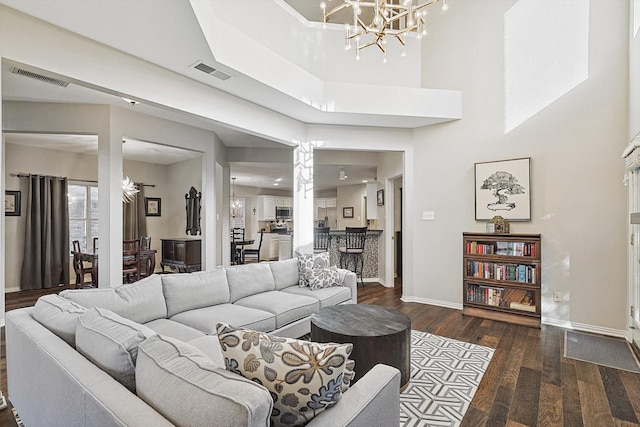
[
  {"xmin": 122, "ymin": 239, "xmax": 141, "ymax": 283},
  {"xmin": 231, "ymin": 228, "xmax": 245, "ymax": 265},
  {"xmin": 72, "ymin": 240, "xmax": 94, "ymax": 288},
  {"xmin": 139, "ymin": 236, "xmax": 152, "ymax": 278},
  {"xmin": 243, "ymin": 229, "xmax": 264, "ymax": 263}
]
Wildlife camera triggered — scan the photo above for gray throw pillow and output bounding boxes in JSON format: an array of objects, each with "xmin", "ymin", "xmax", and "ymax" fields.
[
  {"xmin": 32, "ymin": 294, "xmax": 86, "ymax": 347},
  {"xmin": 76, "ymin": 307, "xmax": 156, "ymax": 392}
]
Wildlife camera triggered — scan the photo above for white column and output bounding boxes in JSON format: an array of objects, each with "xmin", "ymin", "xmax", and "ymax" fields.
[
  {"xmin": 293, "ymin": 141, "xmax": 315, "ymax": 254},
  {"xmin": 97, "ymin": 121, "xmax": 123, "ymax": 287}
]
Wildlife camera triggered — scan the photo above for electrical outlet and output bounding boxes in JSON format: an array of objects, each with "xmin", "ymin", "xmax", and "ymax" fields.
[{"xmin": 553, "ymin": 292, "xmax": 561, "ymax": 302}]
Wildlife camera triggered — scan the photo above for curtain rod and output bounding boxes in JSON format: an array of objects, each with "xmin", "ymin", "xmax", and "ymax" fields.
[{"xmin": 11, "ymin": 173, "xmax": 155, "ymax": 187}]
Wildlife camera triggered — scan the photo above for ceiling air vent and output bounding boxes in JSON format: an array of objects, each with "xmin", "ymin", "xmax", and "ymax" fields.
[
  {"xmin": 10, "ymin": 67, "xmax": 69, "ymax": 87},
  {"xmin": 191, "ymin": 61, "xmax": 231, "ymax": 81}
]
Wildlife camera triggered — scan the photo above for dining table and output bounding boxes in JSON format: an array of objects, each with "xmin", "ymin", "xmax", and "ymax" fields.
[{"xmin": 72, "ymin": 248, "xmax": 157, "ymax": 287}]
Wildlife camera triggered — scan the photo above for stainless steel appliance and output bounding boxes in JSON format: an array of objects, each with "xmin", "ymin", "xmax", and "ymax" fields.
[{"xmin": 275, "ymin": 206, "xmax": 292, "ymax": 220}]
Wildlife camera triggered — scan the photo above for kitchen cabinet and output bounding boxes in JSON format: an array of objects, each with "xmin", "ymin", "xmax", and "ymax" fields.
[
  {"xmin": 275, "ymin": 197, "xmax": 292, "ymax": 208},
  {"xmin": 314, "ymin": 197, "xmax": 337, "ymax": 223},
  {"xmin": 278, "ymin": 235, "xmax": 292, "ymax": 260},
  {"xmin": 257, "ymin": 196, "xmax": 276, "ymax": 221},
  {"xmin": 257, "ymin": 196, "xmax": 293, "ymax": 220}
]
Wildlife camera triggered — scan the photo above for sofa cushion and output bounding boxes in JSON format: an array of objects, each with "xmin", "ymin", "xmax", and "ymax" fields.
[
  {"xmin": 296, "ymin": 252, "xmax": 330, "ymax": 287},
  {"xmin": 306, "ymin": 266, "xmax": 341, "ymax": 290},
  {"xmin": 216, "ymin": 323, "xmax": 352, "ymax": 427},
  {"xmin": 226, "ymin": 263, "xmax": 276, "ymax": 302},
  {"xmin": 169, "ymin": 303, "xmax": 275, "ymax": 334},
  {"xmin": 60, "ymin": 274, "xmax": 166, "ymax": 324},
  {"xmin": 234, "ymin": 291, "xmax": 319, "ymax": 329},
  {"xmin": 76, "ymin": 307, "xmax": 156, "ymax": 392},
  {"xmin": 281, "ymin": 285, "xmax": 352, "ymax": 308},
  {"xmin": 161, "ymin": 269, "xmax": 230, "ymax": 317},
  {"xmin": 269, "ymin": 258, "xmax": 300, "ymax": 290},
  {"xmin": 144, "ymin": 318, "xmax": 206, "ymax": 342},
  {"xmin": 136, "ymin": 334, "xmax": 273, "ymax": 427},
  {"xmin": 32, "ymin": 294, "xmax": 87, "ymax": 347},
  {"xmin": 186, "ymin": 335, "xmax": 225, "ymax": 367}
]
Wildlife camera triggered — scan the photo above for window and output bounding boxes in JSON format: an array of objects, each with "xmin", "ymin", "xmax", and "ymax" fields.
[{"xmin": 68, "ymin": 184, "xmax": 98, "ymax": 253}]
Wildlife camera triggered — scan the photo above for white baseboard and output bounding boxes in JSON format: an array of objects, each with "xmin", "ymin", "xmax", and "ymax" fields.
[
  {"xmin": 5, "ymin": 286, "xmax": 21, "ymax": 293},
  {"xmin": 400, "ymin": 296, "xmax": 627, "ymax": 338},
  {"xmin": 541, "ymin": 317, "xmax": 627, "ymax": 338},
  {"xmin": 400, "ymin": 295, "xmax": 463, "ymax": 311}
]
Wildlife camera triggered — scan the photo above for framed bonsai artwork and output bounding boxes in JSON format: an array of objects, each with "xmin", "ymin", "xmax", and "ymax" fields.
[
  {"xmin": 343, "ymin": 207, "xmax": 354, "ymax": 218},
  {"xmin": 475, "ymin": 157, "xmax": 531, "ymax": 221},
  {"xmin": 145, "ymin": 197, "xmax": 161, "ymax": 217},
  {"xmin": 5, "ymin": 190, "xmax": 20, "ymax": 216}
]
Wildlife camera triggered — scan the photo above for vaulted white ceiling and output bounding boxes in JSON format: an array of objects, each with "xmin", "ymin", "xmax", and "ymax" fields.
[{"xmin": 0, "ymin": 0, "xmax": 459, "ymax": 189}]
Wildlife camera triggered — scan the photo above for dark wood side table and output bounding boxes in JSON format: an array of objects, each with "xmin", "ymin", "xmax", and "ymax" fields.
[
  {"xmin": 310, "ymin": 304, "xmax": 411, "ymax": 389},
  {"xmin": 160, "ymin": 238, "xmax": 201, "ymax": 273}
]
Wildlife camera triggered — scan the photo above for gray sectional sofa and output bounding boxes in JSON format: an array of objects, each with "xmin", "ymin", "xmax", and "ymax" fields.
[{"xmin": 6, "ymin": 258, "xmax": 401, "ymax": 427}]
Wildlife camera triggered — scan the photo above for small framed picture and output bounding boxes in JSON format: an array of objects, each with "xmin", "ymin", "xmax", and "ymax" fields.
[
  {"xmin": 145, "ymin": 197, "xmax": 161, "ymax": 217},
  {"xmin": 5, "ymin": 190, "xmax": 21, "ymax": 216},
  {"xmin": 343, "ymin": 207, "xmax": 354, "ymax": 218},
  {"xmin": 377, "ymin": 189, "xmax": 384, "ymax": 206}
]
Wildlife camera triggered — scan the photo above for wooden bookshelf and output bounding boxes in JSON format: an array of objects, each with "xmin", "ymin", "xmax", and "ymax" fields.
[{"xmin": 463, "ymin": 232, "xmax": 541, "ymax": 328}]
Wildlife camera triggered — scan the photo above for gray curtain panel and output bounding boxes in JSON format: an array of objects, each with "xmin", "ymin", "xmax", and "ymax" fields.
[
  {"xmin": 20, "ymin": 175, "xmax": 70, "ymax": 290},
  {"xmin": 123, "ymin": 182, "xmax": 147, "ymax": 241}
]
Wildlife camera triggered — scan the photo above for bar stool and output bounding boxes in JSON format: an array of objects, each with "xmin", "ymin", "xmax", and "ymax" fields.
[
  {"xmin": 338, "ymin": 227, "xmax": 367, "ymax": 286},
  {"xmin": 314, "ymin": 227, "xmax": 331, "ymax": 254}
]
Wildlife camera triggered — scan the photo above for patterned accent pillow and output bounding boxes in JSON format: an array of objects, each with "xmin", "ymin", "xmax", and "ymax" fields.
[
  {"xmin": 216, "ymin": 323, "xmax": 353, "ymax": 427},
  {"xmin": 305, "ymin": 266, "xmax": 341, "ymax": 290},
  {"xmin": 342, "ymin": 359, "xmax": 355, "ymax": 393},
  {"xmin": 295, "ymin": 251, "xmax": 331, "ymax": 287}
]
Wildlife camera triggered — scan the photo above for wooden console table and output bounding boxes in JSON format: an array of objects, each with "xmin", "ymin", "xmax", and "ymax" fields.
[{"xmin": 160, "ymin": 238, "xmax": 201, "ymax": 273}]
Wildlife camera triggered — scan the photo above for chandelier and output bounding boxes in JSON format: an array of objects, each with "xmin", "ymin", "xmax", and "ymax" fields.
[
  {"xmin": 321, "ymin": 0, "xmax": 448, "ymax": 62},
  {"xmin": 121, "ymin": 176, "xmax": 140, "ymax": 204},
  {"xmin": 230, "ymin": 177, "xmax": 244, "ymax": 219}
]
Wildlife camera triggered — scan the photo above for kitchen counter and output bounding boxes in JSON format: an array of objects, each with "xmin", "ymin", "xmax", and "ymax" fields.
[{"xmin": 325, "ymin": 229, "xmax": 382, "ymax": 280}]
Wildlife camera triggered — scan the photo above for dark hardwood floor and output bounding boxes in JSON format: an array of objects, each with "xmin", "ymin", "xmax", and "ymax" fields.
[{"xmin": 1, "ymin": 280, "xmax": 639, "ymax": 426}]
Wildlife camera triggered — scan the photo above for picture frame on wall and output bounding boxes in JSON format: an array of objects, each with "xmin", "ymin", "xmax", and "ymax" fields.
[
  {"xmin": 5, "ymin": 190, "xmax": 20, "ymax": 216},
  {"xmin": 377, "ymin": 189, "xmax": 384, "ymax": 206},
  {"xmin": 475, "ymin": 157, "xmax": 531, "ymax": 221},
  {"xmin": 343, "ymin": 206, "xmax": 354, "ymax": 218},
  {"xmin": 145, "ymin": 197, "xmax": 161, "ymax": 217}
]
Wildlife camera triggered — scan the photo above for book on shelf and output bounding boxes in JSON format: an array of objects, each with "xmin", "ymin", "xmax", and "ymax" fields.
[{"xmin": 466, "ymin": 260, "xmax": 537, "ymax": 284}]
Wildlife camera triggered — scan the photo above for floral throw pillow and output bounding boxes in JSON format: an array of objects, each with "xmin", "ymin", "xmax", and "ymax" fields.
[
  {"xmin": 296, "ymin": 251, "xmax": 331, "ymax": 287},
  {"xmin": 305, "ymin": 266, "xmax": 341, "ymax": 291},
  {"xmin": 216, "ymin": 323, "xmax": 353, "ymax": 427}
]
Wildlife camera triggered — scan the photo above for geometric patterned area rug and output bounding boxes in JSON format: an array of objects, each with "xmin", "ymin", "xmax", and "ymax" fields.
[{"xmin": 400, "ymin": 331, "xmax": 495, "ymax": 427}]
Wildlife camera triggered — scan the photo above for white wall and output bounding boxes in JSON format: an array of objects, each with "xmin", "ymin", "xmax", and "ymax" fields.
[
  {"xmin": 337, "ymin": 184, "xmax": 366, "ymax": 229},
  {"xmin": 631, "ymin": 0, "xmax": 640, "ymax": 139},
  {"xmin": 412, "ymin": 0, "xmax": 629, "ymax": 333},
  {"xmin": 4, "ymin": 142, "xmax": 99, "ymax": 291},
  {"xmin": 166, "ymin": 157, "xmax": 203, "ymax": 239},
  {"xmin": 123, "ymin": 158, "xmax": 171, "ymax": 269}
]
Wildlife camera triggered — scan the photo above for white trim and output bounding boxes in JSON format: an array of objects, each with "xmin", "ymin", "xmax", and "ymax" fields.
[
  {"xmin": 401, "ymin": 295, "xmax": 463, "ymax": 311},
  {"xmin": 542, "ymin": 317, "xmax": 628, "ymax": 339},
  {"xmin": 400, "ymin": 296, "xmax": 629, "ymax": 338},
  {"xmin": 622, "ymin": 131, "xmax": 640, "ymax": 158}
]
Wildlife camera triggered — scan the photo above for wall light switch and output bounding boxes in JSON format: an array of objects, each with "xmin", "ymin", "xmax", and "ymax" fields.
[{"xmin": 422, "ymin": 211, "xmax": 435, "ymax": 221}]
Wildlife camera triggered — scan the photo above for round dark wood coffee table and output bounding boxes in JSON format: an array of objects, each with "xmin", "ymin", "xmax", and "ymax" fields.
[{"xmin": 310, "ymin": 304, "xmax": 411, "ymax": 388}]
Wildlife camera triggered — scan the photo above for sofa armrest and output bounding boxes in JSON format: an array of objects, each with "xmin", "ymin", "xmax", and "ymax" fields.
[
  {"xmin": 338, "ymin": 268, "xmax": 358, "ymax": 304},
  {"xmin": 307, "ymin": 364, "xmax": 400, "ymax": 427}
]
